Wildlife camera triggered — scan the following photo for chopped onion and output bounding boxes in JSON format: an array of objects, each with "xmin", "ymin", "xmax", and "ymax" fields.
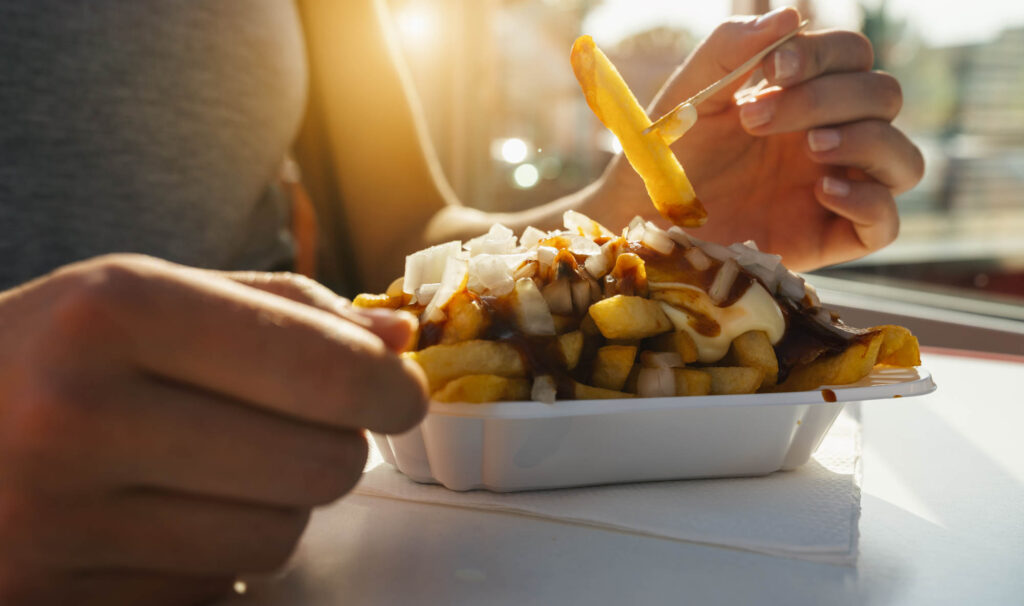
[
  {"xmin": 563, "ymin": 210, "xmax": 613, "ymax": 238},
  {"xmin": 626, "ymin": 219, "xmax": 646, "ymax": 242},
  {"xmin": 422, "ymin": 256, "xmax": 468, "ymax": 323},
  {"xmin": 571, "ymin": 279, "xmax": 591, "ymax": 313},
  {"xmin": 641, "ymin": 222, "xmax": 675, "ymax": 255},
  {"xmin": 465, "ymin": 224, "xmax": 517, "ymax": 256},
  {"xmin": 640, "ymin": 351, "xmax": 684, "ymax": 368},
  {"xmin": 414, "ymin": 282, "xmax": 440, "ymax": 306},
  {"xmin": 531, "ymin": 375, "xmax": 557, "ymax": 404},
  {"xmin": 568, "ymin": 234, "xmax": 602, "ymax": 256},
  {"xmin": 666, "ymin": 225, "xmax": 692, "ymax": 247},
  {"xmin": 708, "ymin": 258, "xmax": 740, "ymax": 305},
  {"xmin": 513, "ymin": 259, "xmax": 538, "ymax": 280},
  {"xmin": 804, "ymin": 281, "xmax": 822, "ymax": 308},
  {"xmin": 537, "ymin": 246, "xmax": 558, "ymax": 275},
  {"xmin": 520, "ymin": 226, "xmax": 547, "ymax": 249},
  {"xmin": 542, "ymin": 278, "xmax": 573, "ymax": 315},
  {"xmin": 637, "ymin": 367, "xmax": 675, "ymax": 397},
  {"xmin": 684, "ymin": 246, "xmax": 712, "ymax": 271},
  {"xmin": 403, "ymin": 240, "xmax": 462, "ymax": 295},
  {"xmin": 778, "ymin": 269, "xmax": 806, "ymax": 300},
  {"xmin": 467, "ymin": 254, "xmax": 515, "ymax": 296},
  {"xmin": 584, "ymin": 252, "xmax": 610, "ymax": 278},
  {"xmin": 513, "ymin": 278, "xmax": 555, "ymax": 335},
  {"xmin": 697, "ymin": 239, "xmax": 732, "ymax": 262}
]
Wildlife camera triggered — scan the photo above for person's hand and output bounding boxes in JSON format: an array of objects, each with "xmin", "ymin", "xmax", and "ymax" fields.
[
  {"xmin": 589, "ymin": 7, "xmax": 924, "ymax": 271},
  {"xmin": 0, "ymin": 254, "xmax": 428, "ymax": 605}
]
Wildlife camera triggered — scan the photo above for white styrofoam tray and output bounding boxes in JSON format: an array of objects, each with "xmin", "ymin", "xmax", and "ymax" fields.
[{"xmin": 371, "ymin": 366, "xmax": 935, "ymax": 492}]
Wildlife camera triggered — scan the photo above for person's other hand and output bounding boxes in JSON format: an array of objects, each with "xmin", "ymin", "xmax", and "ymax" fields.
[
  {"xmin": 0, "ymin": 254, "xmax": 428, "ymax": 605},
  {"xmin": 591, "ymin": 7, "xmax": 924, "ymax": 271}
]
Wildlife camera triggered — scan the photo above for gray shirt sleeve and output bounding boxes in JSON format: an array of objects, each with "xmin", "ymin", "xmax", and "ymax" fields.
[{"xmin": 0, "ymin": 0, "xmax": 308, "ymax": 290}]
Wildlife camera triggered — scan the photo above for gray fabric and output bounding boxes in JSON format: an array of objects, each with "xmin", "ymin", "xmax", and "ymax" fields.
[{"xmin": 0, "ymin": 0, "xmax": 307, "ymax": 290}]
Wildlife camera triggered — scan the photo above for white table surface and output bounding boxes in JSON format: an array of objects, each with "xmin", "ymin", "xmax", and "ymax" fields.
[{"xmin": 219, "ymin": 351, "xmax": 1024, "ymax": 606}]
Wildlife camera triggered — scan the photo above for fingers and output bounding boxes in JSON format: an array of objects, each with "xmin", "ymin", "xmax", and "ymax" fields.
[
  {"xmin": 1, "ymin": 488, "xmax": 309, "ymax": 574},
  {"xmin": 223, "ymin": 271, "xmax": 417, "ymax": 353},
  {"xmin": 82, "ymin": 374, "xmax": 370, "ymax": 507},
  {"xmin": 650, "ymin": 6, "xmax": 801, "ymax": 116},
  {"xmin": 47, "ymin": 256, "xmax": 428, "ymax": 433},
  {"xmin": 738, "ymin": 70, "xmax": 902, "ymax": 133},
  {"xmin": 816, "ymin": 175, "xmax": 900, "ymax": 256},
  {"xmin": 805, "ymin": 120, "xmax": 925, "ymax": 194},
  {"xmin": 763, "ymin": 29, "xmax": 874, "ymax": 87}
]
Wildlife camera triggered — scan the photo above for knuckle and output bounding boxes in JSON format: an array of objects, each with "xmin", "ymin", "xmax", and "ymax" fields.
[
  {"xmin": 4, "ymin": 378, "xmax": 85, "ymax": 461},
  {"xmin": 46, "ymin": 255, "xmax": 151, "ymax": 341}
]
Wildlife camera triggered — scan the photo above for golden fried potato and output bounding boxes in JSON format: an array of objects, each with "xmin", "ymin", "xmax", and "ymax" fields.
[
  {"xmin": 352, "ymin": 293, "xmax": 401, "ymax": 310},
  {"xmin": 704, "ymin": 366, "xmax": 765, "ymax": 395},
  {"xmin": 432, "ymin": 374, "xmax": 530, "ymax": 404},
  {"xmin": 559, "ymin": 330, "xmax": 584, "ymax": 370},
  {"xmin": 440, "ymin": 291, "xmax": 488, "ymax": 344},
  {"xmin": 672, "ymin": 368, "xmax": 711, "ymax": 396},
  {"xmin": 774, "ymin": 332, "xmax": 885, "ymax": 392},
  {"xmin": 874, "ymin": 325, "xmax": 921, "ymax": 367},
  {"xmin": 592, "ymin": 345, "xmax": 638, "ymax": 391},
  {"xmin": 406, "ymin": 340, "xmax": 526, "ymax": 391},
  {"xmin": 573, "ymin": 381, "xmax": 635, "ymax": 400},
  {"xmin": 723, "ymin": 330, "xmax": 779, "ymax": 389},
  {"xmin": 646, "ymin": 330, "xmax": 699, "ymax": 364},
  {"xmin": 569, "ymin": 35, "xmax": 706, "ymax": 227},
  {"xmin": 588, "ymin": 295, "xmax": 672, "ymax": 339}
]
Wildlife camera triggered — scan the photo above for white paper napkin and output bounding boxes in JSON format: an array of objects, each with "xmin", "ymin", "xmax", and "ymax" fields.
[{"xmin": 356, "ymin": 407, "xmax": 862, "ymax": 564}]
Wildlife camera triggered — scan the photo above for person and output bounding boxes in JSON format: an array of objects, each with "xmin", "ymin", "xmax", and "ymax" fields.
[{"xmin": 0, "ymin": 1, "xmax": 922, "ymax": 603}]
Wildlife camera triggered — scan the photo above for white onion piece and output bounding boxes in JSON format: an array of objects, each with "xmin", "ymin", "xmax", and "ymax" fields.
[
  {"xmin": 584, "ymin": 252, "xmax": 610, "ymax": 278},
  {"xmin": 531, "ymin": 375, "xmax": 557, "ymax": 404},
  {"xmin": 637, "ymin": 367, "xmax": 675, "ymax": 397},
  {"xmin": 414, "ymin": 282, "xmax": 440, "ymax": 306},
  {"xmin": 537, "ymin": 246, "xmax": 558, "ymax": 274},
  {"xmin": 778, "ymin": 270, "xmax": 806, "ymax": 300},
  {"xmin": 568, "ymin": 234, "xmax": 602, "ymax": 256},
  {"xmin": 571, "ymin": 279, "xmax": 591, "ymax": 313},
  {"xmin": 708, "ymin": 258, "xmax": 740, "ymax": 305},
  {"xmin": 804, "ymin": 281, "xmax": 822, "ymax": 307},
  {"xmin": 423, "ymin": 256, "xmax": 468, "ymax": 323},
  {"xmin": 467, "ymin": 255, "xmax": 515, "ymax": 296},
  {"xmin": 465, "ymin": 224, "xmax": 517, "ymax": 256},
  {"xmin": 520, "ymin": 226, "xmax": 547, "ymax": 249},
  {"xmin": 513, "ymin": 259, "xmax": 538, "ymax": 280},
  {"xmin": 563, "ymin": 210, "xmax": 614, "ymax": 238},
  {"xmin": 697, "ymin": 239, "xmax": 732, "ymax": 262},
  {"xmin": 542, "ymin": 278, "xmax": 574, "ymax": 315},
  {"xmin": 403, "ymin": 240, "xmax": 462, "ymax": 295},
  {"xmin": 640, "ymin": 351, "xmax": 684, "ymax": 368},
  {"xmin": 684, "ymin": 246, "xmax": 712, "ymax": 271},
  {"xmin": 666, "ymin": 225, "xmax": 692, "ymax": 247},
  {"xmin": 641, "ymin": 222, "xmax": 675, "ymax": 255},
  {"xmin": 744, "ymin": 262, "xmax": 780, "ymax": 293},
  {"xmin": 626, "ymin": 220, "xmax": 645, "ymax": 242},
  {"xmin": 513, "ymin": 278, "xmax": 555, "ymax": 335}
]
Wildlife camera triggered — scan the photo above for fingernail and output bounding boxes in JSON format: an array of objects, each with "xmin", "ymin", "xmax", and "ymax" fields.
[
  {"xmin": 822, "ymin": 176, "xmax": 851, "ymax": 197},
  {"xmin": 739, "ymin": 100, "xmax": 773, "ymax": 129},
  {"xmin": 808, "ymin": 128, "xmax": 841, "ymax": 152},
  {"xmin": 773, "ymin": 48, "xmax": 799, "ymax": 81},
  {"xmin": 755, "ymin": 7, "xmax": 787, "ymax": 28}
]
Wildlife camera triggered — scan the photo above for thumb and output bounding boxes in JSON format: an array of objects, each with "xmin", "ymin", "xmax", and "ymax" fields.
[{"xmin": 649, "ymin": 7, "xmax": 801, "ymax": 117}]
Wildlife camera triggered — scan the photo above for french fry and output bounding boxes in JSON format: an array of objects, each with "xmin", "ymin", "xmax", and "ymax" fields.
[
  {"xmin": 592, "ymin": 345, "xmax": 638, "ymax": 391},
  {"xmin": 407, "ymin": 340, "xmax": 526, "ymax": 392},
  {"xmin": 774, "ymin": 332, "xmax": 885, "ymax": 392},
  {"xmin": 432, "ymin": 374, "xmax": 530, "ymax": 404},
  {"xmin": 558, "ymin": 330, "xmax": 584, "ymax": 370},
  {"xmin": 588, "ymin": 295, "xmax": 672, "ymax": 339},
  {"xmin": 673, "ymin": 368, "xmax": 711, "ymax": 396},
  {"xmin": 646, "ymin": 330, "xmax": 699, "ymax": 364},
  {"xmin": 874, "ymin": 325, "xmax": 921, "ymax": 367},
  {"xmin": 723, "ymin": 330, "xmax": 779, "ymax": 389},
  {"xmin": 570, "ymin": 36, "xmax": 706, "ymax": 227},
  {"xmin": 704, "ymin": 366, "xmax": 765, "ymax": 395},
  {"xmin": 574, "ymin": 381, "xmax": 635, "ymax": 400},
  {"xmin": 352, "ymin": 293, "xmax": 401, "ymax": 310},
  {"xmin": 440, "ymin": 291, "xmax": 489, "ymax": 344}
]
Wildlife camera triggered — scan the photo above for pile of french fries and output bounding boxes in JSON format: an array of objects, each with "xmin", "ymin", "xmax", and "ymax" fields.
[{"xmin": 354, "ymin": 213, "xmax": 920, "ymax": 404}]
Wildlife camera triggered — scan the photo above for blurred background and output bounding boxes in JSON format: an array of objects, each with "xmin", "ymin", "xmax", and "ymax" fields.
[{"xmin": 384, "ymin": 0, "xmax": 1024, "ymax": 322}]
